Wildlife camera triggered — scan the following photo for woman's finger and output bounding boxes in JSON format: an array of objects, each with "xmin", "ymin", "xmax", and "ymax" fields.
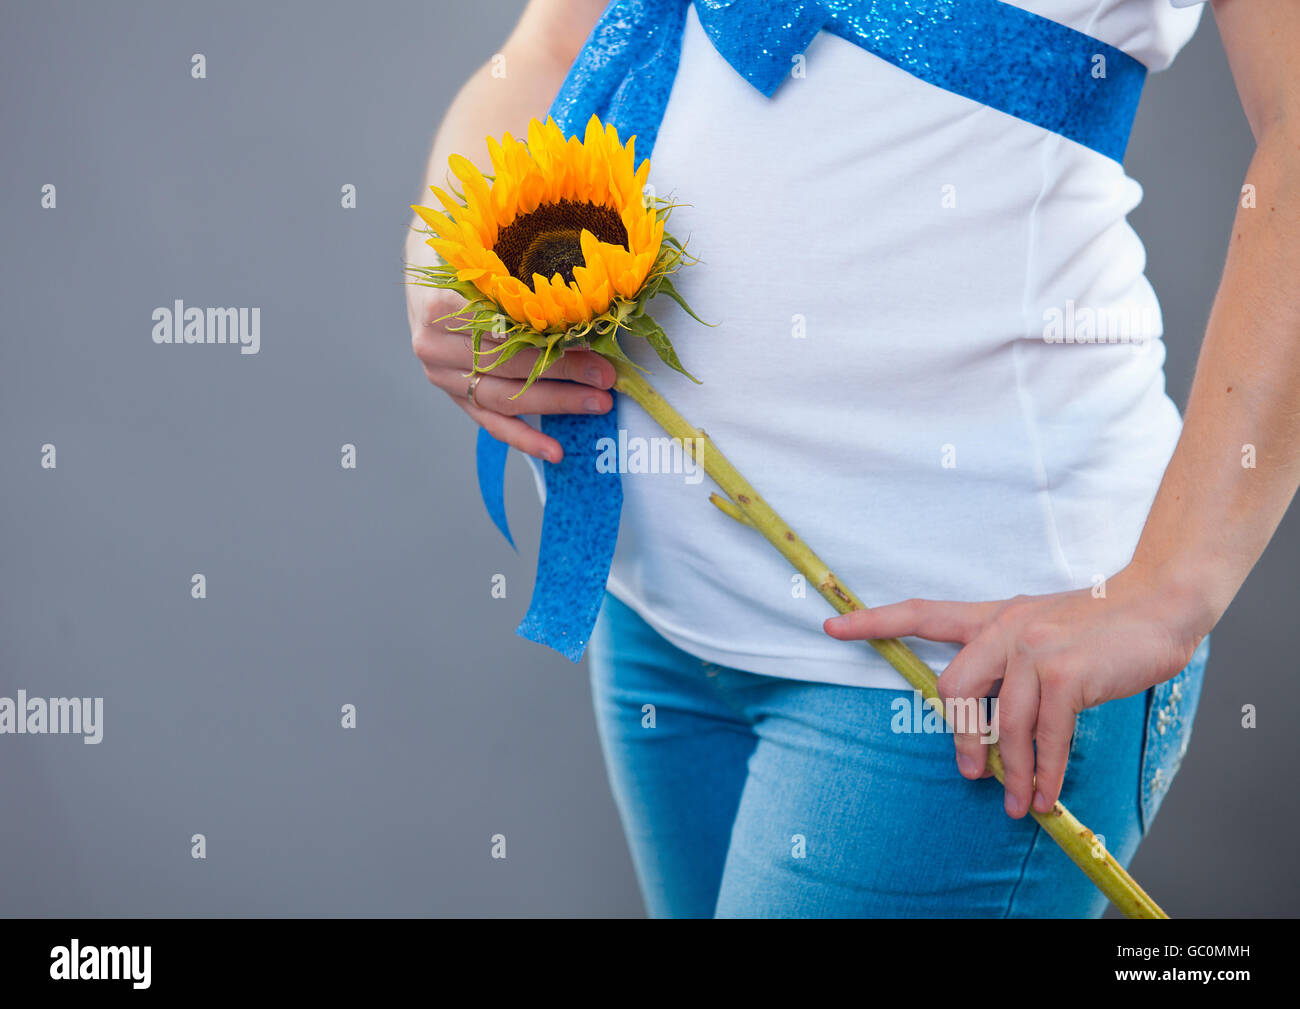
[
  {"xmin": 432, "ymin": 369, "xmax": 613, "ymax": 418},
  {"xmin": 936, "ymin": 630, "xmax": 1007, "ymax": 707},
  {"xmin": 414, "ymin": 327, "xmax": 615, "ymax": 388},
  {"xmin": 823, "ymin": 597, "xmax": 998, "ymax": 644},
  {"xmin": 937, "ymin": 631, "xmax": 1007, "ymax": 779},
  {"xmin": 480, "ymin": 346, "xmax": 616, "ymax": 388},
  {"xmin": 455, "ymin": 398, "xmax": 562, "ymax": 462},
  {"xmin": 1031, "ymin": 671, "xmax": 1079, "ymax": 812},
  {"xmin": 994, "ymin": 656, "xmax": 1040, "ymax": 818}
]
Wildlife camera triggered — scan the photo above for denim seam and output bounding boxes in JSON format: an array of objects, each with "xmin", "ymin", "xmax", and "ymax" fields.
[
  {"xmin": 1138, "ymin": 683, "xmax": 1156, "ymax": 835},
  {"xmin": 1002, "ymin": 821, "xmax": 1045, "ymax": 918}
]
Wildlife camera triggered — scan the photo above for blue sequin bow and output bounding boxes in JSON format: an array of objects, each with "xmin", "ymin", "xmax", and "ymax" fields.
[{"xmin": 477, "ymin": 0, "xmax": 1148, "ymax": 662}]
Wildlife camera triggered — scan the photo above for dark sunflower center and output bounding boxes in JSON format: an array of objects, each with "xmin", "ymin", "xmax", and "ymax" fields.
[{"xmin": 494, "ymin": 200, "xmax": 628, "ymax": 285}]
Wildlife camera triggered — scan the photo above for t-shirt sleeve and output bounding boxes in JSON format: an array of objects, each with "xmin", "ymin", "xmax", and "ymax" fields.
[{"xmin": 1169, "ymin": 0, "xmax": 1208, "ymax": 7}]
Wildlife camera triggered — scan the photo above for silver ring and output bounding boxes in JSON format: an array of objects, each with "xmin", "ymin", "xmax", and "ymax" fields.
[{"xmin": 466, "ymin": 373, "xmax": 484, "ymax": 408}]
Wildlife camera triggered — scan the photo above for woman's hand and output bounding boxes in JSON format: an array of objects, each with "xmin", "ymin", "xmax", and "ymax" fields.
[
  {"xmin": 407, "ymin": 255, "xmax": 614, "ymax": 463},
  {"xmin": 824, "ymin": 564, "xmax": 1212, "ymax": 819},
  {"xmin": 403, "ymin": 0, "xmax": 612, "ymax": 462}
]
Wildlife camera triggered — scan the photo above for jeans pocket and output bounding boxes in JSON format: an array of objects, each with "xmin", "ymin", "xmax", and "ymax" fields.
[
  {"xmin": 1066, "ymin": 699, "xmax": 1105, "ymax": 767},
  {"xmin": 1138, "ymin": 635, "xmax": 1210, "ymax": 835}
]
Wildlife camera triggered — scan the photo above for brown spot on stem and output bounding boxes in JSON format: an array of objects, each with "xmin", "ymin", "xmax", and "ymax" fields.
[
  {"xmin": 820, "ymin": 575, "xmax": 851, "ymax": 603},
  {"xmin": 784, "ymin": 531, "xmax": 795, "ymax": 542},
  {"xmin": 737, "ymin": 494, "xmax": 751, "ymax": 505}
]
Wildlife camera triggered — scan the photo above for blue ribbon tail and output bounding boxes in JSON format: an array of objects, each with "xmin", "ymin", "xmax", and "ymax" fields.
[
  {"xmin": 490, "ymin": 0, "xmax": 687, "ymax": 661},
  {"xmin": 476, "ymin": 426, "xmax": 515, "ymax": 550},
  {"xmin": 516, "ymin": 406, "xmax": 623, "ymax": 662}
]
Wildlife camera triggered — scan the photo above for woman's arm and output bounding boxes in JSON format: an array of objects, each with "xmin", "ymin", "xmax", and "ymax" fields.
[
  {"xmin": 826, "ymin": 0, "xmax": 1300, "ymax": 819},
  {"xmin": 406, "ymin": 0, "xmax": 612, "ymax": 463},
  {"xmin": 1133, "ymin": 0, "xmax": 1300, "ymax": 623}
]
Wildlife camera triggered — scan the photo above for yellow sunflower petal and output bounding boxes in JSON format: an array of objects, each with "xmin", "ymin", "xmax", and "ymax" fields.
[
  {"xmin": 529, "ymin": 275, "xmax": 568, "ymax": 330},
  {"xmin": 427, "ymin": 238, "xmax": 464, "ymax": 264},
  {"xmin": 526, "ymin": 119, "xmax": 549, "ymax": 167},
  {"xmin": 564, "ymin": 281, "xmax": 593, "ymax": 324},
  {"xmin": 521, "ymin": 299, "xmax": 549, "ymax": 332},
  {"xmin": 411, "ymin": 203, "xmax": 462, "ymax": 240},
  {"xmin": 448, "ymin": 154, "xmax": 496, "ymax": 241},
  {"xmin": 484, "ymin": 134, "xmax": 510, "ymax": 180},
  {"xmin": 427, "ymin": 185, "xmax": 465, "ymax": 216},
  {"xmin": 579, "ymin": 229, "xmax": 607, "ymax": 270},
  {"xmin": 613, "ymin": 267, "xmax": 642, "ymax": 300},
  {"xmin": 587, "ymin": 279, "xmax": 613, "ymax": 315},
  {"xmin": 492, "ymin": 277, "xmax": 528, "ymax": 323}
]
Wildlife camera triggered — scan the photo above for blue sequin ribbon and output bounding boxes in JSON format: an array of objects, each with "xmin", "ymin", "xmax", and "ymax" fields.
[{"xmin": 481, "ymin": 0, "xmax": 1148, "ymax": 662}]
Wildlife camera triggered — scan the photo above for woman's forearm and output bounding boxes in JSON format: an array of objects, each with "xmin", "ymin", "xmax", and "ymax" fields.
[{"xmin": 1130, "ymin": 125, "xmax": 1300, "ymax": 637}]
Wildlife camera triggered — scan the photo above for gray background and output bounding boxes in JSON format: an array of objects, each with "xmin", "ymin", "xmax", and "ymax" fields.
[{"xmin": 0, "ymin": 0, "xmax": 1293, "ymax": 917}]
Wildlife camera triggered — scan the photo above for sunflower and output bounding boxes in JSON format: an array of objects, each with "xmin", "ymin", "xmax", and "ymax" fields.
[{"xmin": 407, "ymin": 114, "xmax": 701, "ymax": 393}]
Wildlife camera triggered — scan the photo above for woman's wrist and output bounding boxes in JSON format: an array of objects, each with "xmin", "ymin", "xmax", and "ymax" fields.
[{"xmin": 1120, "ymin": 551, "xmax": 1224, "ymax": 658}]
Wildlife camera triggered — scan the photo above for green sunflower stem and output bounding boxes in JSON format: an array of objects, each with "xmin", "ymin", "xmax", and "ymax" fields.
[{"xmin": 610, "ymin": 356, "xmax": 1168, "ymax": 920}]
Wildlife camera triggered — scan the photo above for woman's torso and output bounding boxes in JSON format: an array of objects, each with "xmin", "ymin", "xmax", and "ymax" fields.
[{"xmin": 604, "ymin": 0, "xmax": 1205, "ymax": 688}]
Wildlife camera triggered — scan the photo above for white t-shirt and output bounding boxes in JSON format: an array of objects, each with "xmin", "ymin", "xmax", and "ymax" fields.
[{"xmin": 588, "ymin": 0, "xmax": 1209, "ymax": 690}]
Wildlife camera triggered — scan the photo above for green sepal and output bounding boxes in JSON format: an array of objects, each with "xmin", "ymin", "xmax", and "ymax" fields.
[
  {"xmin": 588, "ymin": 326, "xmax": 645, "ymax": 373},
  {"xmin": 625, "ymin": 313, "xmax": 699, "ymax": 383},
  {"xmin": 514, "ymin": 332, "xmax": 569, "ymax": 397},
  {"xmin": 654, "ymin": 275, "xmax": 710, "ymax": 328},
  {"xmin": 474, "ymin": 336, "xmax": 535, "ymax": 374}
]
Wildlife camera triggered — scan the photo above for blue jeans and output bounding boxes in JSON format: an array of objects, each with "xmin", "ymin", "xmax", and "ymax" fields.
[{"xmin": 588, "ymin": 592, "xmax": 1209, "ymax": 918}]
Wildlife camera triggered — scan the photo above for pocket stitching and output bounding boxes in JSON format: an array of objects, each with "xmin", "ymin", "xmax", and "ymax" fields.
[{"xmin": 1138, "ymin": 637, "xmax": 1209, "ymax": 834}]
